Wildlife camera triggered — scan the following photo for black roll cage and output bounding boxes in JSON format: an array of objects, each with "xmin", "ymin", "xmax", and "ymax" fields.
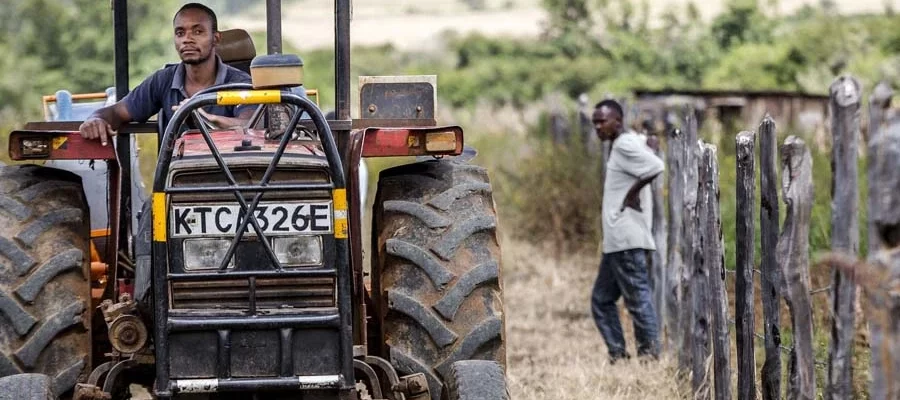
[
  {"xmin": 149, "ymin": 86, "xmax": 354, "ymax": 395},
  {"xmin": 111, "ymin": 0, "xmax": 353, "ymax": 253}
]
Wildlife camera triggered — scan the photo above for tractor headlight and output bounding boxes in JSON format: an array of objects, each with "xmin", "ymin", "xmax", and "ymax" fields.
[
  {"xmin": 20, "ymin": 137, "xmax": 51, "ymax": 158},
  {"xmin": 273, "ymin": 236, "xmax": 322, "ymax": 266},
  {"xmin": 183, "ymin": 239, "xmax": 234, "ymax": 270}
]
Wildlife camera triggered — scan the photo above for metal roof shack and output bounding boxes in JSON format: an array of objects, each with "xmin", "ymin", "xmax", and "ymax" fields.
[{"xmin": 632, "ymin": 89, "xmax": 830, "ymax": 141}]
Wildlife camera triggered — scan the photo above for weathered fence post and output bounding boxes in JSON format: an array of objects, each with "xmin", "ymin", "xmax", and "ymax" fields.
[
  {"xmin": 827, "ymin": 75, "xmax": 861, "ymax": 400},
  {"xmin": 777, "ymin": 136, "xmax": 816, "ymax": 400},
  {"xmin": 578, "ymin": 93, "xmax": 595, "ymax": 151},
  {"xmin": 703, "ymin": 144, "xmax": 731, "ymax": 400},
  {"xmin": 691, "ymin": 140, "xmax": 711, "ymax": 400},
  {"xmin": 829, "ymin": 118, "xmax": 900, "ymax": 399},
  {"xmin": 652, "ymin": 143, "xmax": 668, "ymax": 335},
  {"xmin": 666, "ymin": 128, "xmax": 685, "ymax": 353},
  {"xmin": 868, "ymin": 82, "xmax": 893, "ymax": 257},
  {"xmin": 758, "ymin": 116, "xmax": 782, "ymax": 400},
  {"xmin": 735, "ymin": 131, "xmax": 757, "ymax": 400},
  {"xmin": 682, "ymin": 110, "xmax": 700, "ymax": 373},
  {"xmin": 549, "ymin": 107, "xmax": 571, "ymax": 145},
  {"xmin": 868, "ymin": 118, "xmax": 900, "ymax": 399},
  {"xmin": 866, "ymin": 81, "xmax": 893, "ymax": 400}
]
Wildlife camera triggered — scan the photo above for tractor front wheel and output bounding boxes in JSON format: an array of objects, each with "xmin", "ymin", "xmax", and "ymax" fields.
[
  {"xmin": 372, "ymin": 160, "xmax": 506, "ymax": 400},
  {"xmin": 444, "ymin": 360, "xmax": 508, "ymax": 400},
  {"xmin": 0, "ymin": 373, "xmax": 56, "ymax": 400},
  {"xmin": 0, "ymin": 166, "xmax": 92, "ymax": 397}
]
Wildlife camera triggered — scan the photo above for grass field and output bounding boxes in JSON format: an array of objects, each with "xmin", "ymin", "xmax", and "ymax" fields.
[{"xmin": 501, "ymin": 238, "xmax": 689, "ymax": 399}]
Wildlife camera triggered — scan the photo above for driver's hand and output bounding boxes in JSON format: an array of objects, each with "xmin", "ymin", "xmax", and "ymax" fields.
[
  {"xmin": 172, "ymin": 100, "xmax": 219, "ymax": 127},
  {"xmin": 171, "ymin": 99, "xmax": 189, "ymax": 113},
  {"xmin": 79, "ymin": 117, "xmax": 116, "ymax": 147}
]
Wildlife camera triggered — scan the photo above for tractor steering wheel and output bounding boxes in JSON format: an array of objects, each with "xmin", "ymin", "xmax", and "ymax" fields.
[
  {"xmin": 186, "ymin": 83, "xmax": 317, "ymax": 140},
  {"xmin": 182, "ymin": 83, "xmax": 257, "ymax": 132}
]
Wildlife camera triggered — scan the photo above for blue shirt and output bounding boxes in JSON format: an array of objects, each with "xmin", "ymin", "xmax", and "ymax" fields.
[{"xmin": 121, "ymin": 56, "xmax": 251, "ymax": 136}]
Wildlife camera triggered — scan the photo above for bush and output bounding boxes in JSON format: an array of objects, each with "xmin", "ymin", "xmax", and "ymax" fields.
[{"xmin": 492, "ymin": 117, "xmax": 604, "ymax": 257}]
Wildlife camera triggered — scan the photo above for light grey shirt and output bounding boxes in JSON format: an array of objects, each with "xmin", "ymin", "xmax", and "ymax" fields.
[{"xmin": 601, "ymin": 131, "xmax": 665, "ymax": 253}]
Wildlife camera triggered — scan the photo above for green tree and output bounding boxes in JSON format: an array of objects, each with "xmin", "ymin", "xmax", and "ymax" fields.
[
  {"xmin": 0, "ymin": 0, "xmax": 178, "ymax": 122},
  {"xmin": 711, "ymin": 0, "xmax": 773, "ymax": 49}
]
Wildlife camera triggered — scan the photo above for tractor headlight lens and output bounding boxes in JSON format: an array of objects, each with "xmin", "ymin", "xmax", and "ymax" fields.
[
  {"xmin": 21, "ymin": 138, "xmax": 51, "ymax": 157},
  {"xmin": 424, "ymin": 131, "xmax": 457, "ymax": 152},
  {"xmin": 273, "ymin": 236, "xmax": 322, "ymax": 266},
  {"xmin": 183, "ymin": 239, "xmax": 234, "ymax": 270}
]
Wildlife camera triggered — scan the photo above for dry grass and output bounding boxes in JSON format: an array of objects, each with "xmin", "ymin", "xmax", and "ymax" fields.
[{"xmin": 501, "ymin": 237, "xmax": 689, "ymax": 400}]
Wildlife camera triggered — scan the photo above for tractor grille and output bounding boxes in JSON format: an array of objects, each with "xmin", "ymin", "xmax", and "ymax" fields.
[{"xmin": 170, "ymin": 277, "xmax": 336, "ymax": 310}]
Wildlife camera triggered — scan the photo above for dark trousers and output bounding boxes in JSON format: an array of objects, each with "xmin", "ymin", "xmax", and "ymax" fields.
[{"xmin": 590, "ymin": 248, "xmax": 660, "ymax": 361}]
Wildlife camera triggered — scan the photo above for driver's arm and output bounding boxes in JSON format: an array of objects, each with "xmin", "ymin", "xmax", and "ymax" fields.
[
  {"xmin": 79, "ymin": 102, "xmax": 133, "ymax": 146},
  {"xmin": 80, "ymin": 68, "xmax": 166, "ymax": 145},
  {"xmin": 203, "ymin": 107, "xmax": 254, "ymax": 130}
]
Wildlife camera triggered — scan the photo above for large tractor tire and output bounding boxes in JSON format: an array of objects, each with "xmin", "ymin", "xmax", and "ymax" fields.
[
  {"xmin": 444, "ymin": 360, "xmax": 508, "ymax": 400},
  {"xmin": 372, "ymin": 160, "xmax": 506, "ymax": 400},
  {"xmin": 0, "ymin": 373, "xmax": 55, "ymax": 400},
  {"xmin": 0, "ymin": 165, "xmax": 92, "ymax": 397}
]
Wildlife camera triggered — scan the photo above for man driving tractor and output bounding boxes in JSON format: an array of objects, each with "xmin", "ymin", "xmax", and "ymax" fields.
[{"xmin": 79, "ymin": 3, "xmax": 252, "ymax": 146}]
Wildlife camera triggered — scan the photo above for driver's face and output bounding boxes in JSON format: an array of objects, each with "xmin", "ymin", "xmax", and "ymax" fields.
[{"xmin": 173, "ymin": 9, "xmax": 217, "ymax": 65}]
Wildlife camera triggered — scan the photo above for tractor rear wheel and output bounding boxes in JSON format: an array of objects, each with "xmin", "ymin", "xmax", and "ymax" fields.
[
  {"xmin": 444, "ymin": 360, "xmax": 508, "ymax": 400},
  {"xmin": 372, "ymin": 160, "xmax": 506, "ymax": 400},
  {"xmin": 0, "ymin": 166, "xmax": 92, "ymax": 397},
  {"xmin": 0, "ymin": 373, "xmax": 55, "ymax": 400}
]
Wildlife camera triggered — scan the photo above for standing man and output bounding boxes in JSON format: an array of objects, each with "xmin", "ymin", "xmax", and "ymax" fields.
[
  {"xmin": 590, "ymin": 99, "xmax": 665, "ymax": 363},
  {"xmin": 79, "ymin": 3, "xmax": 252, "ymax": 145}
]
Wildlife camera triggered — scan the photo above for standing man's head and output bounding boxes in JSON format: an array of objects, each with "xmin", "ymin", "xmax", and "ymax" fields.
[
  {"xmin": 592, "ymin": 99, "xmax": 625, "ymax": 141},
  {"xmin": 173, "ymin": 3, "xmax": 220, "ymax": 65}
]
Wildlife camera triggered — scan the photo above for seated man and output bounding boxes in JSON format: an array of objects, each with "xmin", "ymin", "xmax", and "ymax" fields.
[{"xmin": 79, "ymin": 3, "xmax": 252, "ymax": 145}]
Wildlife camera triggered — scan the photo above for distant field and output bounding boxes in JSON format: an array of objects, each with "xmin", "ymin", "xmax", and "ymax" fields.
[{"xmin": 221, "ymin": 0, "xmax": 900, "ymax": 50}]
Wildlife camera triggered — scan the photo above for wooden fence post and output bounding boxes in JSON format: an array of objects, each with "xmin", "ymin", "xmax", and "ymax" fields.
[
  {"xmin": 682, "ymin": 110, "xmax": 701, "ymax": 372},
  {"xmin": 735, "ymin": 131, "xmax": 757, "ymax": 400},
  {"xmin": 777, "ymin": 136, "xmax": 816, "ymax": 400},
  {"xmin": 827, "ymin": 75, "xmax": 861, "ymax": 400},
  {"xmin": 866, "ymin": 81, "xmax": 893, "ymax": 400},
  {"xmin": 830, "ymin": 118, "xmax": 900, "ymax": 400},
  {"xmin": 691, "ymin": 140, "xmax": 711, "ymax": 400},
  {"xmin": 652, "ymin": 143, "xmax": 668, "ymax": 335},
  {"xmin": 666, "ymin": 128, "xmax": 685, "ymax": 353},
  {"xmin": 703, "ymin": 144, "xmax": 731, "ymax": 400},
  {"xmin": 868, "ymin": 82, "xmax": 893, "ymax": 258},
  {"xmin": 759, "ymin": 116, "xmax": 782, "ymax": 400},
  {"xmin": 868, "ymin": 118, "xmax": 900, "ymax": 399}
]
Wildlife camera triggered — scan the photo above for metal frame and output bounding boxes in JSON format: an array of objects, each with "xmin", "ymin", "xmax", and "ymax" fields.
[
  {"xmin": 104, "ymin": 2, "xmax": 360, "ymax": 397},
  {"xmin": 151, "ymin": 89, "xmax": 353, "ymax": 397}
]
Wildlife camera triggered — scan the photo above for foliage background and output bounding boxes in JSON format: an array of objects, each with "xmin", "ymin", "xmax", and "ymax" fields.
[{"xmin": 0, "ymin": 0, "xmax": 897, "ymax": 396}]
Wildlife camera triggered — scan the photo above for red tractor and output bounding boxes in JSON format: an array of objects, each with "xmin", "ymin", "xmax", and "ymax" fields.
[{"xmin": 0, "ymin": 1, "xmax": 507, "ymax": 399}]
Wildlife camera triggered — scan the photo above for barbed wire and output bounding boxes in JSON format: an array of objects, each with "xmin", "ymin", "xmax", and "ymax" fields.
[{"xmin": 727, "ymin": 318, "xmax": 829, "ymax": 368}]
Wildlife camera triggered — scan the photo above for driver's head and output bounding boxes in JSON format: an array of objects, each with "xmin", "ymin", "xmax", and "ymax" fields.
[{"xmin": 173, "ymin": 3, "xmax": 220, "ymax": 65}]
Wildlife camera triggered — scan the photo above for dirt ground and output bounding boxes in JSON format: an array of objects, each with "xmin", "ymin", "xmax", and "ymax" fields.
[{"xmin": 500, "ymin": 237, "xmax": 689, "ymax": 399}]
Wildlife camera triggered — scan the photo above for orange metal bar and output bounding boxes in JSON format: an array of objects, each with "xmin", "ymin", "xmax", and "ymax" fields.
[
  {"xmin": 91, "ymin": 228, "xmax": 111, "ymax": 238},
  {"xmin": 42, "ymin": 92, "xmax": 110, "ymax": 121},
  {"xmin": 89, "ymin": 229, "xmax": 111, "ymax": 301},
  {"xmin": 43, "ymin": 93, "xmax": 110, "ymax": 102}
]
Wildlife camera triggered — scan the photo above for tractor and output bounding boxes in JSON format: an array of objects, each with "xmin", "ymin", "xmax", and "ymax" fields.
[{"xmin": 0, "ymin": 1, "xmax": 507, "ymax": 399}]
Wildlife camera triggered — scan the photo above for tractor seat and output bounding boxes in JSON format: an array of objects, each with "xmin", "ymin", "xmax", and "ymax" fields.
[{"xmin": 217, "ymin": 29, "xmax": 256, "ymax": 74}]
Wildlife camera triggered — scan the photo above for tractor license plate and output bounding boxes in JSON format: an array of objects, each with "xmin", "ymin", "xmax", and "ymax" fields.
[{"xmin": 170, "ymin": 202, "xmax": 333, "ymax": 238}]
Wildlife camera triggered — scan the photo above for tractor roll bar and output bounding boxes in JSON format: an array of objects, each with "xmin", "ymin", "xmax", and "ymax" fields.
[
  {"xmin": 152, "ymin": 89, "xmax": 346, "ymax": 190},
  {"xmin": 151, "ymin": 88, "xmax": 354, "ymax": 395},
  {"xmin": 335, "ymin": 0, "xmax": 351, "ymax": 122},
  {"xmin": 266, "ymin": 0, "xmax": 283, "ymax": 54}
]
